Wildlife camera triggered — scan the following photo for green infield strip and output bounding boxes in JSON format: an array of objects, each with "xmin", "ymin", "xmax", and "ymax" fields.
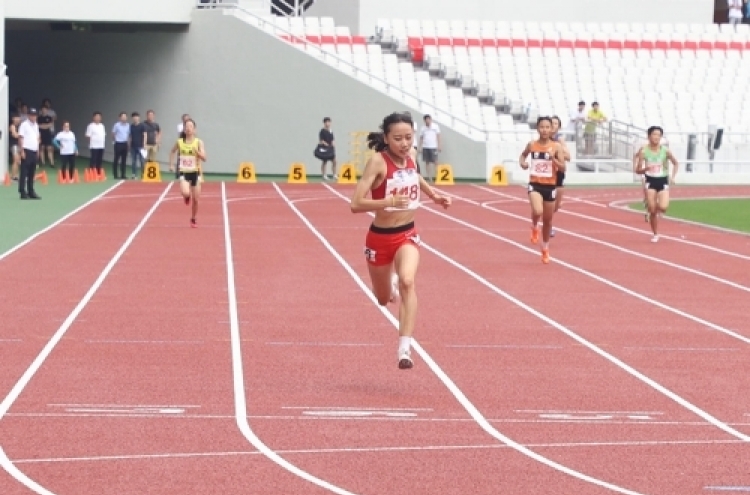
[{"xmin": 630, "ymin": 198, "xmax": 750, "ymax": 233}]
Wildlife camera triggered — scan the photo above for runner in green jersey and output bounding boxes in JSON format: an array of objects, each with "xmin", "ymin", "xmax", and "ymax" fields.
[{"xmin": 635, "ymin": 126, "xmax": 679, "ymax": 243}]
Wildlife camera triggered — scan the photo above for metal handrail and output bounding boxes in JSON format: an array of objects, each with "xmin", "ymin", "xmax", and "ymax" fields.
[{"xmin": 198, "ymin": 1, "xmax": 490, "ymax": 140}]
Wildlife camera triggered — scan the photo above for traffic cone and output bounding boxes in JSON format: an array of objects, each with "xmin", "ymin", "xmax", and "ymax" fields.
[
  {"xmin": 35, "ymin": 170, "xmax": 48, "ymax": 185},
  {"xmin": 72, "ymin": 169, "xmax": 80, "ymax": 183},
  {"xmin": 57, "ymin": 169, "xmax": 64, "ymax": 184},
  {"xmin": 3, "ymin": 173, "xmax": 9, "ymax": 186}
]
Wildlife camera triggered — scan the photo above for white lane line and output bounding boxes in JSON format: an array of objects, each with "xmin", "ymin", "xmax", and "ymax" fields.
[
  {"xmin": 0, "ymin": 181, "xmax": 123, "ymax": 262},
  {"xmin": 281, "ymin": 406, "xmax": 434, "ymax": 411},
  {"xmin": 47, "ymin": 403, "xmax": 200, "ymax": 409},
  {"xmin": 9, "ymin": 437, "xmax": 746, "ymax": 465},
  {"xmin": 0, "ymin": 182, "xmax": 173, "ymax": 495},
  {"xmin": 473, "ymin": 198, "xmax": 750, "ymax": 294},
  {"xmin": 475, "ymin": 185, "xmax": 750, "ymax": 261},
  {"xmin": 6, "ymin": 412, "xmax": 750, "ymax": 428},
  {"xmin": 83, "ymin": 339, "xmax": 205, "ymax": 345},
  {"xmin": 222, "ymin": 182, "xmax": 358, "ymax": 495},
  {"xmin": 291, "ymin": 183, "xmax": 648, "ymax": 495},
  {"xmin": 432, "ymin": 189, "xmax": 750, "ymax": 347},
  {"xmin": 322, "ymin": 183, "xmax": 750, "ymax": 445},
  {"xmin": 266, "ymin": 342, "xmax": 383, "ymax": 347}
]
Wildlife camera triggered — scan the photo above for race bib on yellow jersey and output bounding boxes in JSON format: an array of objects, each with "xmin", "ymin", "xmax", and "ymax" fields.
[
  {"xmin": 180, "ymin": 155, "xmax": 197, "ymax": 172},
  {"xmin": 384, "ymin": 168, "xmax": 420, "ymax": 211}
]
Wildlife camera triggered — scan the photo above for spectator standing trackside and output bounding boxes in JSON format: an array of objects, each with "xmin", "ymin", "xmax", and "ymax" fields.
[
  {"xmin": 37, "ymin": 107, "xmax": 55, "ymax": 168},
  {"xmin": 728, "ymin": 0, "xmax": 744, "ymax": 25},
  {"xmin": 143, "ymin": 110, "xmax": 161, "ymax": 162},
  {"xmin": 568, "ymin": 100, "xmax": 586, "ymax": 138},
  {"xmin": 584, "ymin": 102, "xmax": 607, "ymax": 156},
  {"xmin": 318, "ymin": 117, "xmax": 337, "ymax": 180},
  {"xmin": 86, "ymin": 112, "xmax": 106, "ymax": 175},
  {"xmin": 129, "ymin": 112, "xmax": 146, "ymax": 180},
  {"xmin": 9, "ymin": 114, "xmax": 22, "ymax": 181},
  {"xmin": 17, "ymin": 108, "xmax": 41, "ymax": 200},
  {"xmin": 418, "ymin": 114, "xmax": 441, "ymax": 182},
  {"xmin": 112, "ymin": 112, "xmax": 131, "ymax": 179},
  {"xmin": 53, "ymin": 121, "xmax": 79, "ymax": 183}
]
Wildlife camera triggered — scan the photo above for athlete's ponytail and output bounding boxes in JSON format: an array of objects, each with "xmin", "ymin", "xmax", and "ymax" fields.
[
  {"xmin": 367, "ymin": 111, "xmax": 414, "ymax": 152},
  {"xmin": 367, "ymin": 132, "xmax": 387, "ymax": 151}
]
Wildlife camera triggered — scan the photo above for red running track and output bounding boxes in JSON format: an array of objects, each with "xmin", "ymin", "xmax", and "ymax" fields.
[
  {"xmin": 0, "ymin": 181, "xmax": 747, "ymax": 495},
  {"xmin": 0, "ymin": 184, "xmax": 167, "ymax": 400},
  {"xmin": 313, "ymin": 183, "xmax": 749, "ymax": 494}
]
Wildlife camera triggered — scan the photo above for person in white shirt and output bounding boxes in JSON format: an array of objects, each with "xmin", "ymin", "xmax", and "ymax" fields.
[
  {"xmin": 53, "ymin": 121, "xmax": 79, "ymax": 183},
  {"xmin": 418, "ymin": 114, "xmax": 441, "ymax": 182},
  {"xmin": 728, "ymin": 0, "xmax": 744, "ymax": 25},
  {"xmin": 86, "ymin": 112, "xmax": 106, "ymax": 176},
  {"xmin": 17, "ymin": 107, "xmax": 42, "ymax": 200},
  {"xmin": 568, "ymin": 101, "xmax": 586, "ymax": 137}
]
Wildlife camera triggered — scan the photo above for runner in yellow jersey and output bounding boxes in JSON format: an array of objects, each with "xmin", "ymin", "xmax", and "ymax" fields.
[{"xmin": 169, "ymin": 119, "xmax": 206, "ymax": 228}]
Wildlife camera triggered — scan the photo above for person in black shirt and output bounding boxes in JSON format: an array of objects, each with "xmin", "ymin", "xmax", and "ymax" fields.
[
  {"xmin": 37, "ymin": 107, "xmax": 55, "ymax": 168},
  {"xmin": 318, "ymin": 117, "xmax": 337, "ymax": 180},
  {"xmin": 129, "ymin": 112, "xmax": 146, "ymax": 179}
]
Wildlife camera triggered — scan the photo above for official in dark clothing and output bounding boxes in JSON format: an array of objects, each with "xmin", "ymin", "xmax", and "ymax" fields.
[{"xmin": 17, "ymin": 108, "xmax": 41, "ymax": 200}]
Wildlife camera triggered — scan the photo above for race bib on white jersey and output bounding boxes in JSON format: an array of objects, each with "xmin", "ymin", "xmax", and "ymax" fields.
[
  {"xmin": 180, "ymin": 155, "xmax": 197, "ymax": 172},
  {"xmin": 384, "ymin": 168, "xmax": 421, "ymax": 211}
]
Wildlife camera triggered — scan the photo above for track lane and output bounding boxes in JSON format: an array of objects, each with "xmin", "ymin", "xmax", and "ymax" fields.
[
  {"xmin": 227, "ymin": 183, "xmax": 642, "ymax": 495},
  {"xmin": 0, "ymin": 183, "xmax": 167, "ymax": 411},
  {"xmin": 312, "ymin": 183, "xmax": 749, "ymax": 495},
  {"xmin": 477, "ymin": 185, "xmax": 750, "ymax": 256},
  {"xmin": 0, "ymin": 183, "xmax": 321, "ymax": 494}
]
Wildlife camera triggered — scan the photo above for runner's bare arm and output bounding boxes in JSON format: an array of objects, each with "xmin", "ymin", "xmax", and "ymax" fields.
[
  {"xmin": 667, "ymin": 149, "xmax": 679, "ymax": 182},
  {"xmin": 553, "ymin": 145, "xmax": 566, "ymax": 173},
  {"xmin": 634, "ymin": 148, "xmax": 647, "ymax": 174},
  {"xmin": 519, "ymin": 142, "xmax": 532, "ymax": 169},
  {"xmin": 168, "ymin": 141, "xmax": 179, "ymax": 172},
  {"xmin": 418, "ymin": 175, "xmax": 451, "ymax": 208}
]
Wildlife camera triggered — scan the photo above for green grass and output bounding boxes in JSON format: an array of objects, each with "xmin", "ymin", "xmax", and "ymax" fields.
[
  {"xmin": 0, "ymin": 174, "xmax": 116, "ymax": 254},
  {"xmin": 629, "ymin": 198, "xmax": 750, "ymax": 233}
]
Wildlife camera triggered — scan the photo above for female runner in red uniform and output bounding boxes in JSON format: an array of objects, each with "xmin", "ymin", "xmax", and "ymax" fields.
[{"xmin": 350, "ymin": 112, "xmax": 451, "ymax": 369}]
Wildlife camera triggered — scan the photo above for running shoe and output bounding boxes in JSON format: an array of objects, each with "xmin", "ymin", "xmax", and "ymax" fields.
[
  {"xmin": 550, "ymin": 227, "xmax": 556, "ymax": 237},
  {"xmin": 398, "ymin": 350, "xmax": 413, "ymax": 370},
  {"xmin": 190, "ymin": 218, "xmax": 197, "ymax": 228},
  {"xmin": 389, "ymin": 272, "xmax": 400, "ymax": 302},
  {"xmin": 541, "ymin": 248, "xmax": 550, "ymax": 264},
  {"xmin": 530, "ymin": 226, "xmax": 540, "ymax": 244},
  {"xmin": 651, "ymin": 235, "xmax": 659, "ymax": 243}
]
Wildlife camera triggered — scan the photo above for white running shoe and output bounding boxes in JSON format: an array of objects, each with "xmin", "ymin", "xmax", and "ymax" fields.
[
  {"xmin": 651, "ymin": 235, "xmax": 659, "ymax": 243},
  {"xmin": 389, "ymin": 272, "xmax": 400, "ymax": 302},
  {"xmin": 398, "ymin": 350, "xmax": 413, "ymax": 369}
]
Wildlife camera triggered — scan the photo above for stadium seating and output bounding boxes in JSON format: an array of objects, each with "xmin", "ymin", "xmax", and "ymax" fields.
[{"xmin": 261, "ymin": 15, "xmax": 750, "ymax": 158}]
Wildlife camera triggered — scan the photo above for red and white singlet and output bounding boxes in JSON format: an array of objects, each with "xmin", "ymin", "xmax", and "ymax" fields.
[{"xmin": 371, "ymin": 152, "xmax": 421, "ymax": 211}]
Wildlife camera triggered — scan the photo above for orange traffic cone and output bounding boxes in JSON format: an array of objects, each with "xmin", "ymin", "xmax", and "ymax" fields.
[
  {"xmin": 57, "ymin": 169, "xmax": 64, "ymax": 184},
  {"xmin": 3, "ymin": 173, "xmax": 9, "ymax": 186},
  {"xmin": 35, "ymin": 170, "xmax": 48, "ymax": 185},
  {"xmin": 72, "ymin": 169, "xmax": 80, "ymax": 184}
]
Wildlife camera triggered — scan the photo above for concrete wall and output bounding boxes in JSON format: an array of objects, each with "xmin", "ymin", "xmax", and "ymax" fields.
[
  {"xmin": 6, "ymin": 26, "xmax": 191, "ymax": 170},
  {"xmin": 357, "ymin": 0, "xmax": 714, "ymax": 36},
  {"xmin": 5, "ymin": 10, "xmax": 487, "ymax": 178},
  {"xmin": 303, "ymin": 0, "xmax": 359, "ymax": 36},
  {"xmin": 5, "ymin": 0, "xmax": 196, "ymax": 23}
]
